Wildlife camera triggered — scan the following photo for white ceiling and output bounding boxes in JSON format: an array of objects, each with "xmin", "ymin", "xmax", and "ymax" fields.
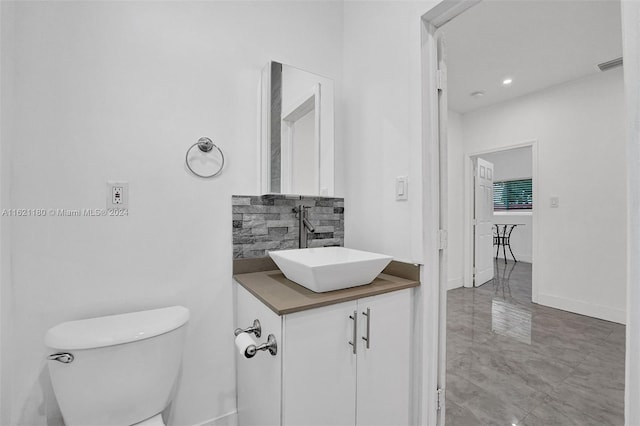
[{"xmin": 443, "ymin": 0, "xmax": 623, "ymax": 114}]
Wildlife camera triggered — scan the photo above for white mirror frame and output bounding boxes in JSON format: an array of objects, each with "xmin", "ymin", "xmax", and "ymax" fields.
[{"xmin": 259, "ymin": 63, "xmax": 272, "ymax": 194}]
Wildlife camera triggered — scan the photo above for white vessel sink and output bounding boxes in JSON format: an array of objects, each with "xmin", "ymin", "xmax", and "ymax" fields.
[{"xmin": 268, "ymin": 247, "xmax": 393, "ymax": 293}]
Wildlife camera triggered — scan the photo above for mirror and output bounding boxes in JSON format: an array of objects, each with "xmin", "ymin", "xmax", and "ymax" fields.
[{"xmin": 260, "ymin": 61, "xmax": 334, "ymax": 196}]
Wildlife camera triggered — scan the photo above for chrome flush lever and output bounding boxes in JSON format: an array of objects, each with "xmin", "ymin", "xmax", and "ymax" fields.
[{"xmin": 47, "ymin": 352, "xmax": 74, "ymax": 364}]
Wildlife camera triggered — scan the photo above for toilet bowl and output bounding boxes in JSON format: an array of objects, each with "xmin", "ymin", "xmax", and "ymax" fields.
[{"xmin": 45, "ymin": 306, "xmax": 190, "ymax": 426}]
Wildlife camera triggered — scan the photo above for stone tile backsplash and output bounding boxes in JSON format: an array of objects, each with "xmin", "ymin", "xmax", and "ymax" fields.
[{"xmin": 232, "ymin": 194, "xmax": 344, "ymax": 259}]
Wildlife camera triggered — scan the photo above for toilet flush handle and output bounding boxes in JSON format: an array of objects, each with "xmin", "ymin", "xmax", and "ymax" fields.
[{"xmin": 47, "ymin": 352, "xmax": 74, "ymax": 364}]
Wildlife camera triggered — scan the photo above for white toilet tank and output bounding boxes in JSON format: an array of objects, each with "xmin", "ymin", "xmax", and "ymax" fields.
[{"xmin": 45, "ymin": 306, "xmax": 190, "ymax": 426}]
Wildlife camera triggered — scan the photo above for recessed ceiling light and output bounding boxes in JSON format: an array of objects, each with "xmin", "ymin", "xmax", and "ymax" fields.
[
  {"xmin": 502, "ymin": 78, "xmax": 513, "ymax": 86},
  {"xmin": 470, "ymin": 91, "xmax": 485, "ymax": 98}
]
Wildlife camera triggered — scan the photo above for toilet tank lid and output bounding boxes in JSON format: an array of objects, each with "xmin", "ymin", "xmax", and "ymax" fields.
[{"xmin": 45, "ymin": 306, "xmax": 190, "ymax": 350}]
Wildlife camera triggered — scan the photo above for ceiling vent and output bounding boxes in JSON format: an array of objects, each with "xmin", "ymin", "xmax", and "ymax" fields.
[{"xmin": 597, "ymin": 57, "xmax": 623, "ymax": 72}]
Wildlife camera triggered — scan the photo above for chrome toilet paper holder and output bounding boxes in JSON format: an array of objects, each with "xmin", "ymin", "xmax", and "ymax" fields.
[
  {"xmin": 235, "ymin": 319, "xmax": 261, "ymax": 338},
  {"xmin": 234, "ymin": 319, "xmax": 277, "ymax": 358},
  {"xmin": 244, "ymin": 334, "xmax": 278, "ymax": 358}
]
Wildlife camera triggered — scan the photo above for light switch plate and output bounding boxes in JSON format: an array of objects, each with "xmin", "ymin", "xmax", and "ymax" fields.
[
  {"xmin": 550, "ymin": 196, "xmax": 559, "ymax": 208},
  {"xmin": 396, "ymin": 176, "xmax": 408, "ymax": 201}
]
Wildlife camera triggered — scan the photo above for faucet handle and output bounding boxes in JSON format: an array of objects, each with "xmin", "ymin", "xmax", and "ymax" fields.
[{"xmin": 292, "ymin": 205, "xmax": 312, "ymax": 214}]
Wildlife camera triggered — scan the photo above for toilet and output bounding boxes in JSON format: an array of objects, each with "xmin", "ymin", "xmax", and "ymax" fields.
[{"xmin": 45, "ymin": 306, "xmax": 190, "ymax": 426}]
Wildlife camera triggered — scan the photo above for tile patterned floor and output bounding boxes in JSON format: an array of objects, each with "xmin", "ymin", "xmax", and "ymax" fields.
[{"xmin": 446, "ymin": 260, "xmax": 625, "ymax": 425}]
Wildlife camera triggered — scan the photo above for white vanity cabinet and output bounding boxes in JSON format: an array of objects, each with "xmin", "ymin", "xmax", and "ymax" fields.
[{"xmin": 235, "ymin": 284, "xmax": 412, "ymax": 426}]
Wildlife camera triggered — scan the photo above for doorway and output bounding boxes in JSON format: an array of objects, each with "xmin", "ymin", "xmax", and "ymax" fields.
[
  {"xmin": 423, "ymin": 1, "xmax": 628, "ymax": 424},
  {"xmin": 466, "ymin": 144, "xmax": 536, "ymax": 294}
]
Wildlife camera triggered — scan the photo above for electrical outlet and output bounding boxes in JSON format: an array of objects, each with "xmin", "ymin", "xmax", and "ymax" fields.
[
  {"xmin": 112, "ymin": 186, "xmax": 123, "ymax": 204},
  {"xmin": 107, "ymin": 182, "xmax": 129, "ymax": 209}
]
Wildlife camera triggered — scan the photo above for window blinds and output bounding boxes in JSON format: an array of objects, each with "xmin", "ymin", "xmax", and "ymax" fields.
[{"xmin": 493, "ymin": 179, "xmax": 532, "ymax": 210}]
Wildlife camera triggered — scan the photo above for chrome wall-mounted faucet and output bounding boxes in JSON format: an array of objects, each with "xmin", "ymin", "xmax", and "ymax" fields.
[{"xmin": 293, "ymin": 205, "xmax": 315, "ymax": 248}]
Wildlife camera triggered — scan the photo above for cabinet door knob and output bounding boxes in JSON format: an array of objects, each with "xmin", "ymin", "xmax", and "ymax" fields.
[
  {"xmin": 362, "ymin": 308, "xmax": 371, "ymax": 349},
  {"xmin": 348, "ymin": 311, "xmax": 358, "ymax": 354}
]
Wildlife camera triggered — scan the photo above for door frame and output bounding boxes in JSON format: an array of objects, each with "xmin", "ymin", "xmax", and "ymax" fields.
[
  {"xmin": 621, "ymin": 2, "xmax": 640, "ymax": 423},
  {"xmin": 463, "ymin": 141, "xmax": 538, "ymax": 303},
  {"xmin": 419, "ymin": 2, "xmax": 481, "ymax": 425}
]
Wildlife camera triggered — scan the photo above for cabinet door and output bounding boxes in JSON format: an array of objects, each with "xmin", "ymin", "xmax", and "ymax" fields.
[
  {"xmin": 356, "ymin": 289, "xmax": 412, "ymax": 426},
  {"xmin": 282, "ymin": 301, "xmax": 357, "ymax": 426}
]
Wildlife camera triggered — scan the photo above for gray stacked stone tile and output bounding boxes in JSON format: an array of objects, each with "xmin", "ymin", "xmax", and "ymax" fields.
[{"xmin": 232, "ymin": 194, "xmax": 345, "ymax": 258}]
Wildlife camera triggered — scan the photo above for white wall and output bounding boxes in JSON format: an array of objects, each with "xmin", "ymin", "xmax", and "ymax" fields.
[
  {"xmin": 2, "ymin": 2, "xmax": 343, "ymax": 425},
  {"xmin": 462, "ymin": 69, "xmax": 626, "ymax": 323},
  {"xmin": 479, "ymin": 147, "xmax": 532, "ymax": 181},
  {"xmin": 447, "ymin": 110, "xmax": 464, "ymax": 288},
  {"xmin": 342, "ymin": 1, "xmax": 437, "ymax": 263},
  {"xmin": 478, "ymin": 147, "xmax": 533, "ymax": 264},
  {"xmin": 0, "ymin": 1, "xmax": 14, "ymax": 424}
]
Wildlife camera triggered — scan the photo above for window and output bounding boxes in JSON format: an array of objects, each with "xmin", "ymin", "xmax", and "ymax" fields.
[{"xmin": 493, "ymin": 179, "xmax": 532, "ymax": 210}]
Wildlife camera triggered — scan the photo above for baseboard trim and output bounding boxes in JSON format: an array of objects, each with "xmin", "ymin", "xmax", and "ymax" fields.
[
  {"xmin": 447, "ymin": 277, "xmax": 463, "ymax": 290},
  {"xmin": 536, "ymin": 293, "xmax": 626, "ymax": 324},
  {"xmin": 192, "ymin": 411, "xmax": 238, "ymax": 426}
]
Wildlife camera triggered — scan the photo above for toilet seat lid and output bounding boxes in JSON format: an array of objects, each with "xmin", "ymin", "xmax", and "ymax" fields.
[{"xmin": 45, "ymin": 306, "xmax": 190, "ymax": 350}]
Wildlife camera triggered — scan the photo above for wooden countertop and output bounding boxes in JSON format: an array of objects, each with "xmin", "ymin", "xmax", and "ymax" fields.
[{"xmin": 234, "ymin": 267, "xmax": 420, "ymax": 316}]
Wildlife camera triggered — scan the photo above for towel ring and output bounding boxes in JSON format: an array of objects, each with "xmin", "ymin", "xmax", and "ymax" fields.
[{"xmin": 185, "ymin": 137, "xmax": 225, "ymax": 178}]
